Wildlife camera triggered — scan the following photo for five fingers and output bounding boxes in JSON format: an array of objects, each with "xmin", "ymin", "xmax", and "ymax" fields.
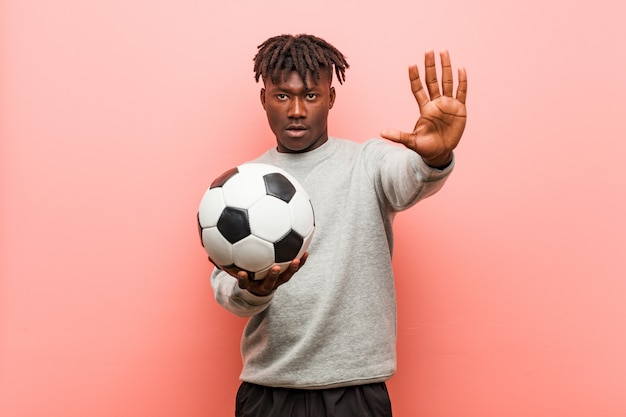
[{"xmin": 410, "ymin": 49, "xmax": 467, "ymax": 108}]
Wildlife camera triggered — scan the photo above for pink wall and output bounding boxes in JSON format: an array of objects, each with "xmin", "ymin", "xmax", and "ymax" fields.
[{"xmin": 2, "ymin": 0, "xmax": 625, "ymax": 416}]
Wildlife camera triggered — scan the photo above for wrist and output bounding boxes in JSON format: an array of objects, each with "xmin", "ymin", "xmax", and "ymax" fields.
[
  {"xmin": 424, "ymin": 154, "xmax": 453, "ymax": 169},
  {"xmin": 246, "ymin": 287, "xmax": 274, "ymax": 297},
  {"xmin": 237, "ymin": 286, "xmax": 275, "ymax": 302}
]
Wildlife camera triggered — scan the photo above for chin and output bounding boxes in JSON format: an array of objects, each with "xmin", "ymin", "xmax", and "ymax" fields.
[
  {"xmin": 278, "ymin": 140, "xmax": 311, "ymax": 153},
  {"xmin": 279, "ymin": 146, "xmax": 309, "ymax": 154}
]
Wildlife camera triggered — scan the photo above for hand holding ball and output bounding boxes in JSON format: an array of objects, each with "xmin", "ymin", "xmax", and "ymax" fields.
[{"xmin": 198, "ymin": 163, "xmax": 315, "ymax": 280}]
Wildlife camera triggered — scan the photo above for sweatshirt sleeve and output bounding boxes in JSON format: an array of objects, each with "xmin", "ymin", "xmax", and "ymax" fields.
[
  {"xmin": 210, "ymin": 268, "xmax": 274, "ymax": 317},
  {"xmin": 364, "ymin": 139, "xmax": 454, "ymax": 211}
]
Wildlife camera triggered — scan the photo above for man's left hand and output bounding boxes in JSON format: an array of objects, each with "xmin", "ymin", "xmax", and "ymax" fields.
[{"xmin": 381, "ymin": 50, "xmax": 467, "ymax": 168}]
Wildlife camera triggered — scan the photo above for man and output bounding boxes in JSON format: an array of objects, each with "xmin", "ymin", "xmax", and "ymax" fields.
[{"xmin": 210, "ymin": 34, "xmax": 467, "ymax": 417}]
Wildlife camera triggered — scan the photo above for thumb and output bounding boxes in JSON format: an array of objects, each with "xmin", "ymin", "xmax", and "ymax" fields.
[{"xmin": 380, "ymin": 129, "xmax": 412, "ymax": 147}]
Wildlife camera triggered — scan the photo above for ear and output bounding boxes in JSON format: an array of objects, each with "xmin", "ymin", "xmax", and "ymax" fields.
[
  {"xmin": 260, "ymin": 88, "xmax": 267, "ymax": 110},
  {"xmin": 328, "ymin": 86, "xmax": 336, "ymax": 109}
]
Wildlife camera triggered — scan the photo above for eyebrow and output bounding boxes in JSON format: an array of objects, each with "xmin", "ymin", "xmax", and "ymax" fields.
[{"xmin": 269, "ymin": 82, "xmax": 323, "ymax": 92}]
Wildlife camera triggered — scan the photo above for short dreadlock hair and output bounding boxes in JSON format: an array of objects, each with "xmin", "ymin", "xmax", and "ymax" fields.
[{"xmin": 253, "ymin": 34, "xmax": 349, "ymax": 87}]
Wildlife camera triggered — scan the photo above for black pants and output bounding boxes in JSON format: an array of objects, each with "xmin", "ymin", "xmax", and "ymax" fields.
[{"xmin": 235, "ymin": 381, "xmax": 393, "ymax": 417}]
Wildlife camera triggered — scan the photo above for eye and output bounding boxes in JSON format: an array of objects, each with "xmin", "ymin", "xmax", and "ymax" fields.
[
  {"xmin": 276, "ymin": 94, "xmax": 288, "ymax": 101},
  {"xmin": 305, "ymin": 94, "xmax": 317, "ymax": 100}
]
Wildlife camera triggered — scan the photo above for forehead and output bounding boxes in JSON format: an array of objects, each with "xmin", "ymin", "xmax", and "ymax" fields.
[{"xmin": 264, "ymin": 69, "xmax": 332, "ymax": 90}]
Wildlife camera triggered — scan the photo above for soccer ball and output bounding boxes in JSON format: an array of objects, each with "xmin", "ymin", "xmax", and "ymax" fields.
[{"xmin": 197, "ymin": 163, "xmax": 315, "ymax": 280}]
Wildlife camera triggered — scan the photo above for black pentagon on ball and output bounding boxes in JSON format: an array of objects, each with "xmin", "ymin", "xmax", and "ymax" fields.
[
  {"xmin": 210, "ymin": 167, "xmax": 239, "ymax": 189},
  {"xmin": 217, "ymin": 207, "xmax": 250, "ymax": 244},
  {"xmin": 274, "ymin": 229, "xmax": 304, "ymax": 263},
  {"xmin": 263, "ymin": 173, "xmax": 296, "ymax": 203}
]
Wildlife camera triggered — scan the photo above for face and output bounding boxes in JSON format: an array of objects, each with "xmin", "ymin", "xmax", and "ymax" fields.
[{"xmin": 260, "ymin": 69, "xmax": 336, "ymax": 153}]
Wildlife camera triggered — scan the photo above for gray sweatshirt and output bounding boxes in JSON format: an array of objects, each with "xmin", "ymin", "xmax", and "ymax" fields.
[{"xmin": 211, "ymin": 137, "xmax": 453, "ymax": 389}]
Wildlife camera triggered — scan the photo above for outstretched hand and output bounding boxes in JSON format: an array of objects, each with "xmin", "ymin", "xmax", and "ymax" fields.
[
  {"xmin": 216, "ymin": 253, "xmax": 309, "ymax": 297},
  {"xmin": 381, "ymin": 50, "xmax": 467, "ymax": 168}
]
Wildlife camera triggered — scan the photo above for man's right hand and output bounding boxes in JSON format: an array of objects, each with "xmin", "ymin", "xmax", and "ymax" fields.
[{"xmin": 220, "ymin": 253, "xmax": 308, "ymax": 296}]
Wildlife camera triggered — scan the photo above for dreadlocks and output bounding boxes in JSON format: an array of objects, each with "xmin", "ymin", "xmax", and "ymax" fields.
[{"xmin": 253, "ymin": 34, "xmax": 349, "ymax": 87}]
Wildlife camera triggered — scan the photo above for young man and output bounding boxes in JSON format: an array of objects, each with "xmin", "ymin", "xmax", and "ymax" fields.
[{"xmin": 210, "ymin": 34, "xmax": 468, "ymax": 417}]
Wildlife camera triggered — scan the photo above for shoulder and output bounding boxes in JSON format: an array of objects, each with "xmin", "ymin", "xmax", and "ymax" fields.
[
  {"xmin": 360, "ymin": 138, "xmax": 420, "ymax": 165},
  {"xmin": 328, "ymin": 137, "xmax": 384, "ymax": 156},
  {"xmin": 249, "ymin": 147, "xmax": 277, "ymax": 164}
]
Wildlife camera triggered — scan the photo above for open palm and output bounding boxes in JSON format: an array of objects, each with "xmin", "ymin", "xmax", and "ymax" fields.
[{"xmin": 381, "ymin": 50, "xmax": 467, "ymax": 168}]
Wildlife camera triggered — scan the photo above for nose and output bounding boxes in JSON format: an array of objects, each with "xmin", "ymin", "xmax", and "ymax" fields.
[{"xmin": 287, "ymin": 97, "xmax": 306, "ymax": 118}]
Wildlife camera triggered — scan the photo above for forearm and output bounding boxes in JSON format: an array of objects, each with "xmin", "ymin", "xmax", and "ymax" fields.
[
  {"xmin": 373, "ymin": 141, "xmax": 454, "ymax": 210},
  {"xmin": 210, "ymin": 268, "xmax": 273, "ymax": 317},
  {"xmin": 406, "ymin": 152, "xmax": 454, "ymax": 203}
]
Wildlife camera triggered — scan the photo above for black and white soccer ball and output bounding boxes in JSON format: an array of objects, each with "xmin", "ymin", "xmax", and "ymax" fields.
[{"xmin": 197, "ymin": 163, "xmax": 315, "ymax": 280}]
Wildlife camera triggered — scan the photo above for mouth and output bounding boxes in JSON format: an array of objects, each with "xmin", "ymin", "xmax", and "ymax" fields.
[{"xmin": 285, "ymin": 125, "xmax": 308, "ymax": 138}]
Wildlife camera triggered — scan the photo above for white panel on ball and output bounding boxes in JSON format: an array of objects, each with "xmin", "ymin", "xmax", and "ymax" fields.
[
  {"xmin": 202, "ymin": 227, "xmax": 234, "ymax": 266},
  {"xmin": 288, "ymin": 192, "xmax": 315, "ymax": 237},
  {"xmin": 221, "ymin": 173, "xmax": 267, "ymax": 209},
  {"xmin": 248, "ymin": 197, "xmax": 292, "ymax": 242},
  {"xmin": 239, "ymin": 163, "xmax": 276, "ymax": 176},
  {"xmin": 232, "ymin": 235, "xmax": 275, "ymax": 272},
  {"xmin": 197, "ymin": 188, "xmax": 226, "ymax": 228}
]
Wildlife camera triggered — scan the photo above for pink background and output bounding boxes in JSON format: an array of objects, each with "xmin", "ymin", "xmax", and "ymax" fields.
[{"xmin": 2, "ymin": 0, "xmax": 625, "ymax": 416}]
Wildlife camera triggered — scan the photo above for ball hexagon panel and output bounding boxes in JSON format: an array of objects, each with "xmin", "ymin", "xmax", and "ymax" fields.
[
  {"xmin": 248, "ymin": 196, "xmax": 292, "ymax": 242},
  {"xmin": 221, "ymin": 172, "xmax": 267, "ymax": 209},
  {"xmin": 238, "ymin": 163, "xmax": 277, "ymax": 177},
  {"xmin": 288, "ymin": 192, "xmax": 315, "ymax": 237},
  {"xmin": 202, "ymin": 227, "xmax": 234, "ymax": 266},
  {"xmin": 232, "ymin": 235, "xmax": 275, "ymax": 273},
  {"xmin": 299, "ymin": 230, "xmax": 315, "ymax": 258},
  {"xmin": 197, "ymin": 187, "xmax": 226, "ymax": 229}
]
